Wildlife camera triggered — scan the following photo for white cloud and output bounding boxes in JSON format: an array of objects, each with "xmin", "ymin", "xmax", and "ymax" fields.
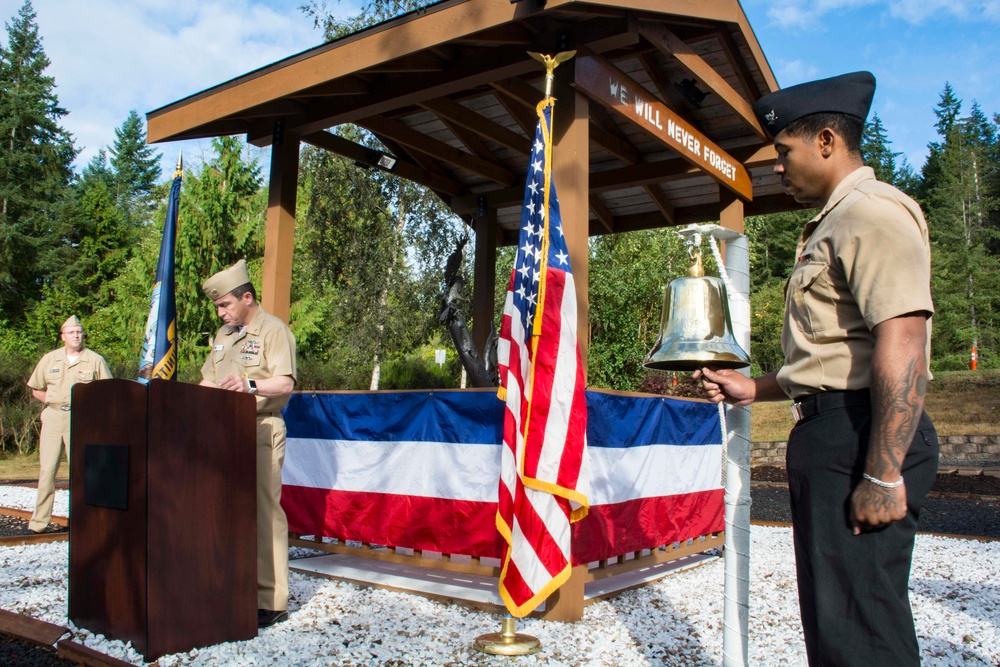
[
  {"xmin": 756, "ymin": 0, "xmax": 1000, "ymax": 29},
  {"xmin": 774, "ymin": 59, "xmax": 821, "ymax": 87},
  {"xmin": 762, "ymin": 0, "xmax": 879, "ymax": 30},
  {"xmin": 0, "ymin": 0, "xmax": 328, "ymax": 176},
  {"xmin": 889, "ymin": 0, "xmax": 1000, "ymax": 23}
]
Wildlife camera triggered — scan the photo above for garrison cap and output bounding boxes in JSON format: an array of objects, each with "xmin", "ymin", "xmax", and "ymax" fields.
[
  {"xmin": 753, "ymin": 71, "xmax": 876, "ymax": 137},
  {"xmin": 61, "ymin": 315, "xmax": 83, "ymax": 331},
  {"xmin": 202, "ymin": 259, "xmax": 251, "ymax": 300}
]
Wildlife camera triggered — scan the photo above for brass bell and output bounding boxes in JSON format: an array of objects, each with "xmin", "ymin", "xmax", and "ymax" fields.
[{"xmin": 643, "ymin": 246, "xmax": 750, "ymax": 372}]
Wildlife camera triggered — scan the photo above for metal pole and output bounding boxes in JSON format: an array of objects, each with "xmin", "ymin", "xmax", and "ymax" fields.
[
  {"xmin": 690, "ymin": 224, "xmax": 751, "ymax": 666},
  {"xmin": 721, "ymin": 232, "xmax": 751, "ymax": 667}
]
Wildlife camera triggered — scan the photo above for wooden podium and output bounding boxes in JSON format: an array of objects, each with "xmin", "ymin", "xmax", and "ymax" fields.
[{"xmin": 68, "ymin": 379, "xmax": 258, "ymax": 661}]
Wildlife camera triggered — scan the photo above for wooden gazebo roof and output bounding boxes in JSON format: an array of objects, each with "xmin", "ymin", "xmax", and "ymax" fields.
[
  {"xmin": 147, "ymin": 0, "xmax": 789, "ymax": 243},
  {"xmin": 146, "ymin": 0, "xmax": 795, "ymax": 359}
]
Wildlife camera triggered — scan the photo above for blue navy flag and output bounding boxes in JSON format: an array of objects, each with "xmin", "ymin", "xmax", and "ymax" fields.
[{"xmin": 138, "ymin": 167, "xmax": 181, "ymax": 382}]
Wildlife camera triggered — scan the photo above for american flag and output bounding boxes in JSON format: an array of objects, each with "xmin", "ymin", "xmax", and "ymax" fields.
[{"xmin": 495, "ymin": 99, "xmax": 590, "ymax": 617}]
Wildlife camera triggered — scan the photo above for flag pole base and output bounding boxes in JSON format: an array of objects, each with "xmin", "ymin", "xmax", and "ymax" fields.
[{"xmin": 473, "ymin": 617, "xmax": 542, "ymax": 656}]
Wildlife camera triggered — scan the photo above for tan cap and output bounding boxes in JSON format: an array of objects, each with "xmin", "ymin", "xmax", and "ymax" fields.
[
  {"xmin": 202, "ymin": 259, "xmax": 251, "ymax": 300},
  {"xmin": 61, "ymin": 315, "xmax": 83, "ymax": 331}
]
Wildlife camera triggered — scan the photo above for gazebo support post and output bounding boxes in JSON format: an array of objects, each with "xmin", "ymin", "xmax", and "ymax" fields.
[
  {"xmin": 261, "ymin": 121, "xmax": 300, "ymax": 324},
  {"xmin": 552, "ymin": 63, "xmax": 591, "ymax": 372},
  {"xmin": 719, "ymin": 193, "xmax": 751, "ymax": 667},
  {"xmin": 472, "ymin": 203, "xmax": 498, "ymax": 360}
]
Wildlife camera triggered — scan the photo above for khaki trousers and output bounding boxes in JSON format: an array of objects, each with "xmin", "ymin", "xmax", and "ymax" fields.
[
  {"xmin": 257, "ymin": 414, "xmax": 289, "ymax": 611},
  {"xmin": 30, "ymin": 407, "xmax": 70, "ymax": 532}
]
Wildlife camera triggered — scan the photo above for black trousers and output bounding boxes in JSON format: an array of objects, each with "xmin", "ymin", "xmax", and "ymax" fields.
[{"xmin": 786, "ymin": 395, "xmax": 939, "ymax": 667}]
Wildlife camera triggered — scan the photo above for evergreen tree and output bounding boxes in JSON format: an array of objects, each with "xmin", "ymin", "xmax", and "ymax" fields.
[
  {"xmin": 744, "ymin": 210, "xmax": 812, "ymax": 375},
  {"xmin": 862, "ymin": 113, "xmax": 902, "ymax": 186},
  {"xmin": 174, "ymin": 136, "xmax": 265, "ymax": 367},
  {"xmin": 79, "ymin": 148, "xmax": 114, "ymax": 191},
  {"xmin": 921, "ymin": 86, "xmax": 1000, "ymax": 370},
  {"xmin": 0, "ymin": 0, "xmax": 78, "ymax": 322},
  {"xmin": 109, "ymin": 109, "xmax": 161, "ymax": 225}
]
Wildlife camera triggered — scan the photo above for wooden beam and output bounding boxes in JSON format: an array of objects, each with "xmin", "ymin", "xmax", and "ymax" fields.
[
  {"xmin": 459, "ymin": 23, "xmax": 534, "ymax": 46},
  {"xmin": 574, "ymin": 51, "xmax": 753, "ymax": 200},
  {"xmin": 364, "ymin": 51, "xmax": 448, "ymax": 73},
  {"xmin": 493, "ymin": 88, "xmax": 540, "ymax": 136},
  {"xmin": 373, "ymin": 129, "xmax": 470, "ymax": 184},
  {"xmin": 588, "ymin": 122, "xmax": 640, "ymax": 165},
  {"xmin": 358, "ymin": 116, "xmax": 517, "ymax": 185},
  {"xmin": 420, "ymin": 97, "xmax": 531, "ymax": 155},
  {"xmin": 442, "ymin": 118, "xmax": 497, "ymax": 161},
  {"xmin": 301, "ymin": 130, "xmax": 465, "ymax": 197},
  {"xmin": 287, "ymin": 49, "xmax": 539, "ymax": 139},
  {"xmin": 714, "ymin": 25, "xmax": 761, "ymax": 102},
  {"xmin": 607, "ymin": 191, "xmax": 795, "ymax": 234},
  {"xmin": 261, "ymin": 129, "xmax": 299, "ymax": 323},
  {"xmin": 637, "ymin": 53, "xmax": 701, "ymax": 127},
  {"xmin": 358, "ymin": 115, "xmax": 517, "ymax": 186},
  {"xmin": 720, "ymin": 188, "xmax": 745, "ymax": 235},
  {"xmin": 591, "ymin": 158, "xmax": 700, "ymax": 192},
  {"xmin": 491, "ymin": 77, "xmax": 543, "ymax": 109},
  {"xmin": 278, "ymin": 19, "xmax": 634, "ymax": 138},
  {"xmin": 637, "ymin": 21, "xmax": 766, "ymax": 140},
  {"xmin": 589, "ymin": 194, "xmax": 615, "ymax": 233},
  {"xmin": 147, "ymin": 0, "xmax": 553, "ymax": 142},
  {"xmin": 291, "ymin": 77, "xmax": 370, "ymax": 98},
  {"xmin": 451, "ymin": 185, "xmax": 523, "ymax": 216},
  {"xmin": 644, "ymin": 184, "xmax": 676, "ymax": 224}
]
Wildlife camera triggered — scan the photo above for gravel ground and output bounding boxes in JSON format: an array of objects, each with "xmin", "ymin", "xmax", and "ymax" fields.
[{"xmin": 1, "ymin": 479, "xmax": 998, "ymax": 666}]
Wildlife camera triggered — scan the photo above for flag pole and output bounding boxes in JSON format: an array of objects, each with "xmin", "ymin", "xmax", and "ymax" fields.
[{"xmin": 473, "ymin": 49, "xmax": 577, "ymax": 657}]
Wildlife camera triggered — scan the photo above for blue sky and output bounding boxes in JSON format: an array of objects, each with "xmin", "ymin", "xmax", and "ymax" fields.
[
  {"xmin": 1, "ymin": 0, "xmax": 998, "ymax": 178},
  {"xmin": 741, "ymin": 0, "xmax": 1000, "ymax": 170}
]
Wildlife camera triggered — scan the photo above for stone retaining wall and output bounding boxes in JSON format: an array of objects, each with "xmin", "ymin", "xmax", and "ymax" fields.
[{"xmin": 752, "ymin": 434, "xmax": 1000, "ymax": 467}]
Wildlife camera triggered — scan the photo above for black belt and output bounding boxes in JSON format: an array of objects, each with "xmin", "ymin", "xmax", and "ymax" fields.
[{"xmin": 791, "ymin": 389, "xmax": 870, "ymax": 422}]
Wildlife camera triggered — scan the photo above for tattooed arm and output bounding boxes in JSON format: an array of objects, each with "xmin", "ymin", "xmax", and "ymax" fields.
[{"xmin": 850, "ymin": 312, "xmax": 930, "ymax": 534}]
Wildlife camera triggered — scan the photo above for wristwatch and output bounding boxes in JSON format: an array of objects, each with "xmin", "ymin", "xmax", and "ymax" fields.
[{"xmin": 247, "ymin": 379, "xmax": 258, "ymax": 395}]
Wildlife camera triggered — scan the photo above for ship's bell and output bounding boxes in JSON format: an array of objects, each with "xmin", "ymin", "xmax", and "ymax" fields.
[{"xmin": 643, "ymin": 248, "xmax": 750, "ymax": 372}]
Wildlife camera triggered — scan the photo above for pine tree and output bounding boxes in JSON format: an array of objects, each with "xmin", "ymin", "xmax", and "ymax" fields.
[
  {"xmin": 80, "ymin": 148, "xmax": 114, "ymax": 191},
  {"xmin": 0, "ymin": 0, "xmax": 78, "ymax": 322},
  {"xmin": 921, "ymin": 87, "xmax": 1000, "ymax": 370},
  {"xmin": 862, "ymin": 113, "xmax": 901, "ymax": 185},
  {"xmin": 174, "ymin": 136, "xmax": 264, "ymax": 367},
  {"xmin": 109, "ymin": 109, "xmax": 161, "ymax": 225}
]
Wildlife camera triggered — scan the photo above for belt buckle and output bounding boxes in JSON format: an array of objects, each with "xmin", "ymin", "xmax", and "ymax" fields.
[
  {"xmin": 790, "ymin": 402, "xmax": 804, "ymax": 422},
  {"xmin": 59, "ymin": 404, "xmax": 71, "ymax": 412}
]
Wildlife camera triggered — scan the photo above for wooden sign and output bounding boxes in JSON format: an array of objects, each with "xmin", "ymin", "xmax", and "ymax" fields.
[{"xmin": 574, "ymin": 54, "xmax": 753, "ymax": 201}]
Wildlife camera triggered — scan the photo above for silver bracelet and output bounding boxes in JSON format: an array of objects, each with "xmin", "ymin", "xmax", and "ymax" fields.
[{"xmin": 863, "ymin": 472, "xmax": 904, "ymax": 489}]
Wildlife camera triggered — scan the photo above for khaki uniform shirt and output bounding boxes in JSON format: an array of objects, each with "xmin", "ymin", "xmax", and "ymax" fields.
[
  {"xmin": 776, "ymin": 167, "xmax": 934, "ymax": 399},
  {"xmin": 201, "ymin": 306, "xmax": 297, "ymax": 414},
  {"xmin": 27, "ymin": 347, "xmax": 113, "ymax": 408}
]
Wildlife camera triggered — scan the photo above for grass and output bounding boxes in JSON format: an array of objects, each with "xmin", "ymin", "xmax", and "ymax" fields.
[
  {"xmin": 1, "ymin": 371, "xmax": 997, "ymax": 482},
  {"xmin": 0, "ymin": 451, "xmax": 61, "ymax": 483},
  {"xmin": 751, "ymin": 369, "xmax": 1000, "ymax": 442}
]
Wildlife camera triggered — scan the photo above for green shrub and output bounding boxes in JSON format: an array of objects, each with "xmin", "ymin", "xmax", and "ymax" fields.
[
  {"xmin": 0, "ymin": 350, "xmax": 41, "ymax": 454},
  {"xmin": 380, "ymin": 354, "xmax": 459, "ymax": 390}
]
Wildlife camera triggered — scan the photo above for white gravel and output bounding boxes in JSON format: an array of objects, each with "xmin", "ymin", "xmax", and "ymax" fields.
[{"xmin": 1, "ymin": 486, "xmax": 997, "ymax": 666}]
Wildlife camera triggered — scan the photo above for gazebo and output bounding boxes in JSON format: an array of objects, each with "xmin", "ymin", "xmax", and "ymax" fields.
[
  {"xmin": 146, "ymin": 0, "xmax": 791, "ymax": 361},
  {"xmin": 145, "ymin": 0, "xmax": 794, "ymax": 623}
]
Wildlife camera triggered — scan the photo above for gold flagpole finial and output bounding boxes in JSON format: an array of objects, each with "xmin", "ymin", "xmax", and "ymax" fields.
[
  {"xmin": 528, "ymin": 50, "xmax": 577, "ymax": 99},
  {"xmin": 175, "ymin": 151, "xmax": 183, "ymax": 175}
]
